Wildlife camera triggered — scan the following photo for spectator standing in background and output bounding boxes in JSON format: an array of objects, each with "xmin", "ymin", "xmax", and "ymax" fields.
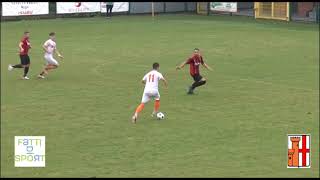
[{"xmin": 106, "ymin": 2, "xmax": 114, "ymax": 19}]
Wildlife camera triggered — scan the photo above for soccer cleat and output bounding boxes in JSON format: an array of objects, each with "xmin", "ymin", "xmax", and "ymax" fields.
[
  {"xmin": 38, "ymin": 75, "xmax": 45, "ymax": 79},
  {"xmin": 22, "ymin": 76, "xmax": 30, "ymax": 80},
  {"xmin": 151, "ymin": 111, "xmax": 157, "ymax": 118},
  {"xmin": 132, "ymin": 115, "xmax": 137, "ymax": 124},
  {"xmin": 187, "ymin": 91, "xmax": 194, "ymax": 95},
  {"xmin": 187, "ymin": 86, "xmax": 194, "ymax": 95},
  {"xmin": 8, "ymin": 64, "xmax": 13, "ymax": 71}
]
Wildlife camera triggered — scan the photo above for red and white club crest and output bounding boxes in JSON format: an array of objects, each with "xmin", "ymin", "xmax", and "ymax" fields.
[{"xmin": 287, "ymin": 134, "xmax": 311, "ymax": 168}]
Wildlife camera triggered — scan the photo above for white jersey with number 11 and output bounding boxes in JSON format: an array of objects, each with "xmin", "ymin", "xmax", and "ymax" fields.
[{"xmin": 142, "ymin": 70, "xmax": 164, "ymax": 92}]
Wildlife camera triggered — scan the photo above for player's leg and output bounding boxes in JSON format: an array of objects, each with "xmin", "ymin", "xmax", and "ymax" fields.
[
  {"xmin": 22, "ymin": 55, "xmax": 31, "ymax": 79},
  {"xmin": 11, "ymin": 64, "xmax": 23, "ymax": 68},
  {"xmin": 199, "ymin": 77, "xmax": 207, "ymax": 86},
  {"xmin": 39, "ymin": 64, "xmax": 57, "ymax": 77},
  {"xmin": 106, "ymin": 5, "xmax": 109, "ymax": 18},
  {"xmin": 132, "ymin": 93, "xmax": 150, "ymax": 123},
  {"xmin": 16, "ymin": 55, "xmax": 31, "ymax": 80},
  {"xmin": 47, "ymin": 64, "xmax": 58, "ymax": 70},
  {"xmin": 109, "ymin": 5, "xmax": 113, "ymax": 17},
  {"xmin": 9, "ymin": 64, "xmax": 22, "ymax": 70},
  {"xmin": 39, "ymin": 56, "xmax": 59, "ymax": 78},
  {"xmin": 189, "ymin": 74, "xmax": 206, "ymax": 94},
  {"xmin": 48, "ymin": 56, "xmax": 59, "ymax": 71},
  {"xmin": 133, "ymin": 103, "xmax": 145, "ymax": 123},
  {"xmin": 39, "ymin": 55, "xmax": 51, "ymax": 77},
  {"xmin": 188, "ymin": 75, "xmax": 200, "ymax": 94},
  {"xmin": 190, "ymin": 79, "xmax": 207, "ymax": 91},
  {"xmin": 8, "ymin": 55, "xmax": 24, "ymax": 71},
  {"xmin": 193, "ymin": 76, "xmax": 206, "ymax": 88},
  {"xmin": 106, "ymin": 5, "xmax": 111, "ymax": 18},
  {"xmin": 39, "ymin": 65, "xmax": 48, "ymax": 77},
  {"xmin": 39, "ymin": 65, "xmax": 50, "ymax": 78},
  {"xmin": 38, "ymin": 66, "xmax": 47, "ymax": 78},
  {"xmin": 152, "ymin": 92, "xmax": 160, "ymax": 117}
]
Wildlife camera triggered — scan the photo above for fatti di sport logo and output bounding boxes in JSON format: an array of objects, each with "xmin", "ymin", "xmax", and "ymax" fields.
[
  {"xmin": 15, "ymin": 136, "xmax": 45, "ymax": 167},
  {"xmin": 287, "ymin": 134, "xmax": 310, "ymax": 168}
]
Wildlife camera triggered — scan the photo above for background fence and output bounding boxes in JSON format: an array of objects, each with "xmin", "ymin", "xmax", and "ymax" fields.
[
  {"xmin": 1, "ymin": 2, "xmax": 319, "ymax": 23},
  {"xmin": 0, "ymin": 2, "xmax": 197, "ymax": 21},
  {"xmin": 209, "ymin": 2, "xmax": 319, "ymax": 22}
]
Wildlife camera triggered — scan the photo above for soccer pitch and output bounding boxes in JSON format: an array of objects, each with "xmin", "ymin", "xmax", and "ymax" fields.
[{"xmin": 1, "ymin": 15, "xmax": 319, "ymax": 177}]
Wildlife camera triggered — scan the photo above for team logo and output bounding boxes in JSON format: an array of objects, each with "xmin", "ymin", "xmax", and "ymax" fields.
[
  {"xmin": 15, "ymin": 136, "xmax": 45, "ymax": 167},
  {"xmin": 287, "ymin": 134, "xmax": 310, "ymax": 168},
  {"xmin": 194, "ymin": 60, "xmax": 201, "ymax": 66}
]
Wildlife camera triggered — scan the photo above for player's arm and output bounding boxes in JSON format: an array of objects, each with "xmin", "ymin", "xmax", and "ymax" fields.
[
  {"xmin": 200, "ymin": 56, "xmax": 213, "ymax": 71},
  {"xmin": 161, "ymin": 77, "xmax": 168, "ymax": 88},
  {"xmin": 159, "ymin": 74, "xmax": 168, "ymax": 88},
  {"xmin": 19, "ymin": 42, "xmax": 24, "ymax": 52},
  {"xmin": 202, "ymin": 63, "xmax": 213, "ymax": 71},
  {"xmin": 177, "ymin": 57, "xmax": 193, "ymax": 70},
  {"xmin": 176, "ymin": 61, "xmax": 188, "ymax": 70},
  {"xmin": 55, "ymin": 48, "xmax": 63, "ymax": 58},
  {"xmin": 42, "ymin": 44, "xmax": 49, "ymax": 53},
  {"xmin": 141, "ymin": 75, "xmax": 147, "ymax": 85}
]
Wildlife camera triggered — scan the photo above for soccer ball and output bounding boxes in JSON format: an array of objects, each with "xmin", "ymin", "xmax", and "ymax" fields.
[{"xmin": 156, "ymin": 112, "xmax": 165, "ymax": 120}]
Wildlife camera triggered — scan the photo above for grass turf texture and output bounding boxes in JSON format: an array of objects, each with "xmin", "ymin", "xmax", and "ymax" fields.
[{"xmin": 1, "ymin": 15, "xmax": 319, "ymax": 177}]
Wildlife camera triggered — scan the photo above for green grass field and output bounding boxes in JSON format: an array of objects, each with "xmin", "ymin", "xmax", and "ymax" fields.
[{"xmin": 1, "ymin": 14, "xmax": 319, "ymax": 178}]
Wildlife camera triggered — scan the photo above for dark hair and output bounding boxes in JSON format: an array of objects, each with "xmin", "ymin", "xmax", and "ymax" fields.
[
  {"xmin": 194, "ymin": 48, "xmax": 200, "ymax": 51},
  {"xmin": 49, "ymin": 32, "xmax": 55, "ymax": 36},
  {"xmin": 24, "ymin": 31, "xmax": 29, "ymax": 34},
  {"xmin": 153, "ymin": 62, "xmax": 160, "ymax": 70}
]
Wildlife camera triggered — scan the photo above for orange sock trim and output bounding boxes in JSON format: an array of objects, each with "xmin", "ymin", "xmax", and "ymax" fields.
[
  {"xmin": 135, "ymin": 103, "xmax": 145, "ymax": 113},
  {"xmin": 154, "ymin": 100, "xmax": 160, "ymax": 112}
]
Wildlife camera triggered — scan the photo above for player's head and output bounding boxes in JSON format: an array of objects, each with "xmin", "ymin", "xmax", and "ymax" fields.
[
  {"xmin": 193, "ymin": 48, "xmax": 201, "ymax": 58},
  {"xmin": 194, "ymin": 48, "xmax": 200, "ymax": 54},
  {"xmin": 153, "ymin": 62, "xmax": 160, "ymax": 70},
  {"xmin": 49, "ymin": 32, "xmax": 56, "ymax": 40},
  {"xmin": 24, "ymin": 31, "xmax": 30, "ymax": 38}
]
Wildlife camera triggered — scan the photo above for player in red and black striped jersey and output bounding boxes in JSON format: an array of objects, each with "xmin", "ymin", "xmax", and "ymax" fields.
[
  {"xmin": 8, "ymin": 31, "xmax": 32, "ymax": 80},
  {"xmin": 176, "ymin": 48, "xmax": 213, "ymax": 94}
]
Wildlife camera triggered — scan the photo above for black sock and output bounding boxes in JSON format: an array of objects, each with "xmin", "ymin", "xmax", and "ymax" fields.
[
  {"xmin": 191, "ymin": 80, "xmax": 206, "ymax": 90},
  {"xmin": 24, "ymin": 67, "xmax": 29, "ymax": 77},
  {"xmin": 12, "ymin": 64, "xmax": 23, "ymax": 68},
  {"xmin": 198, "ymin": 80, "xmax": 206, "ymax": 87}
]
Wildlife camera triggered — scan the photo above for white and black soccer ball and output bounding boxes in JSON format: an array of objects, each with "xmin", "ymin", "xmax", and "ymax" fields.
[{"xmin": 156, "ymin": 112, "xmax": 165, "ymax": 120}]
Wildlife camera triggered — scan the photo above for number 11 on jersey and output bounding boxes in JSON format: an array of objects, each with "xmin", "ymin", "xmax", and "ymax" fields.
[{"xmin": 148, "ymin": 74, "xmax": 154, "ymax": 82}]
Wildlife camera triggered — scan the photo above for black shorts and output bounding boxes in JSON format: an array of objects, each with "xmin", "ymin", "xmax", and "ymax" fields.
[
  {"xmin": 192, "ymin": 74, "xmax": 203, "ymax": 82},
  {"xmin": 20, "ymin": 55, "xmax": 30, "ymax": 65},
  {"xmin": 106, "ymin": 5, "xmax": 113, "ymax": 11}
]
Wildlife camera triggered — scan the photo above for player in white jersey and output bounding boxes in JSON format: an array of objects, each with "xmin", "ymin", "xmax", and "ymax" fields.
[
  {"xmin": 38, "ymin": 32, "xmax": 64, "ymax": 79},
  {"xmin": 132, "ymin": 63, "xmax": 168, "ymax": 124}
]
